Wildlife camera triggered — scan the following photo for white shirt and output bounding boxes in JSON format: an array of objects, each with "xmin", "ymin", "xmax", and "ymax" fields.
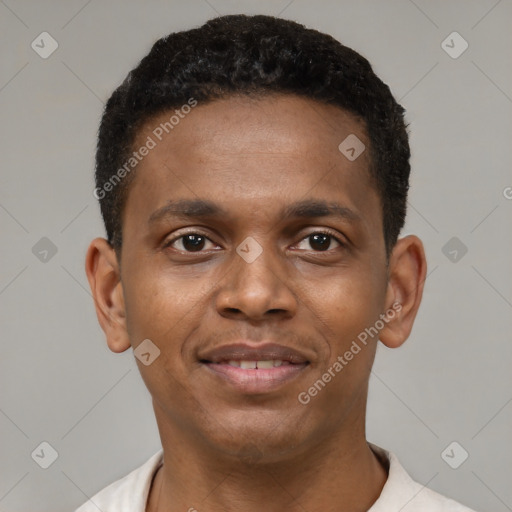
[{"xmin": 74, "ymin": 444, "xmax": 477, "ymax": 511}]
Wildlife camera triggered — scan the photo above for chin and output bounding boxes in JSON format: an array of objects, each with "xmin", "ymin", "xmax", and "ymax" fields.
[{"xmin": 201, "ymin": 409, "xmax": 311, "ymax": 462}]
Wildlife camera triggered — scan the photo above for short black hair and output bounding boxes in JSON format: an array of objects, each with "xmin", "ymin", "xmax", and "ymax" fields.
[{"xmin": 95, "ymin": 14, "xmax": 410, "ymax": 257}]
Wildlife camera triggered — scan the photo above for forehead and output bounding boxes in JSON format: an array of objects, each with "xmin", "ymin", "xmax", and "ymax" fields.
[
  {"xmin": 123, "ymin": 94, "xmax": 381, "ymax": 238},
  {"xmin": 136, "ymin": 94, "xmax": 369, "ymax": 166}
]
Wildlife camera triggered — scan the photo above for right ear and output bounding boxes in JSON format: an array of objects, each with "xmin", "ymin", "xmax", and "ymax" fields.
[{"xmin": 85, "ymin": 238, "xmax": 131, "ymax": 353}]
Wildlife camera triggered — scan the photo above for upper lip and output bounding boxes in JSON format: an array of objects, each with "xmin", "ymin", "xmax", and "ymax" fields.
[{"xmin": 199, "ymin": 342, "xmax": 310, "ymax": 364}]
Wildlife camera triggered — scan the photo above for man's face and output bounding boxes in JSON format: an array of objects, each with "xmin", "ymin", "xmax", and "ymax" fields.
[{"xmin": 118, "ymin": 94, "xmax": 390, "ymax": 460}]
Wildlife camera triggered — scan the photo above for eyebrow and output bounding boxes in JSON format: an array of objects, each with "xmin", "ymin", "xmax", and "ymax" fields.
[
  {"xmin": 281, "ymin": 199, "xmax": 361, "ymax": 223},
  {"xmin": 148, "ymin": 198, "xmax": 361, "ymax": 225},
  {"xmin": 148, "ymin": 199, "xmax": 226, "ymax": 224}
]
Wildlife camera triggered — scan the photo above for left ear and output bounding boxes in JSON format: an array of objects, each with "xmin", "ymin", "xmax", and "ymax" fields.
[{"xmin": 379, "ymin": 235, "xmax": 427, "ymax": 349}]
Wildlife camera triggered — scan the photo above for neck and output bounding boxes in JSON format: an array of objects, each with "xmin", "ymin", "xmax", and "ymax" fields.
[{"xmin": 147, "ymin": 418, "xmax": 388, "ymax": 512}]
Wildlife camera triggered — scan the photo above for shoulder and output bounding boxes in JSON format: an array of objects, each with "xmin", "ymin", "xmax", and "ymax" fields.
[
  {"xmin": 395, "ymin": 474, "xmax": 478, "ymax": 511},
  {"xmin": 74, "ymin": 450, "xmax": 164, "ymax": 512},
  {"xmin": 369, "ymin": 444, "xmax": 478, "ymax": 512}
]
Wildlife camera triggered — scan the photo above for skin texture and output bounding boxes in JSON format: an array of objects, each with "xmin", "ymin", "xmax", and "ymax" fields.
[{"xmin": 85, "ymin": 94, "xmax": 427, "ymax": 512}]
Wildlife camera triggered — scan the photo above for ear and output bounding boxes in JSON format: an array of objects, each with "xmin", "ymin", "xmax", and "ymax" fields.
[
  {"xmin": 85, "ymin": 238, "xmax": 131, "ymax": 353},
  {"xmin": 379, "ymin": 235, "xmax": 427, "ymax": 349}
]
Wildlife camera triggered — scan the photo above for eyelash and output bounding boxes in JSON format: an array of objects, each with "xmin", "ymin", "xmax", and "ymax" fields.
[{"xmin": 163, "ymin": 229, "xmax": 346, "ymax": 253}]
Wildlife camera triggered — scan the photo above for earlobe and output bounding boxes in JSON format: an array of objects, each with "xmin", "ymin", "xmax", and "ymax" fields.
[
  {"xmin": 85, "ymin": 238, "xmax": 131, "ymax": 353},
  {"xmin": 379, "ymin": 235, "xmax": 427, "ymax": 349}
]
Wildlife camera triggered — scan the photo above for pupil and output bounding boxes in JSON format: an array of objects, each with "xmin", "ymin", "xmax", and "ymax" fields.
[
  {"xmin": 183, "ymin": 234, "xmax": 205, "ymax": 251},
  {"xmin": 310, "ymin": 233, "xmax": 330, "ymax": 251}
]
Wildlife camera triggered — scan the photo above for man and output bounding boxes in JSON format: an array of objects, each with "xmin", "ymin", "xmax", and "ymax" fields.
[{"xmin": 78, "ymin": 14, "xmax": 476, "ymax": 512}]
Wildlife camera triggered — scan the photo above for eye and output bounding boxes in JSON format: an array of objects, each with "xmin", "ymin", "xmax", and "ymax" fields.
[
  {"xmin": 164, "ymin": 233, "xmax": 218, "ymax": 252},
  {"xmin": 295, "ymin": 231, "xmax": 344, "ymax": 252}
]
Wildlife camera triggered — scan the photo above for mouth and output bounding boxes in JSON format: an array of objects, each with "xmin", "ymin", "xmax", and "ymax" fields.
[
  {"xmin": 198, "ymin": 343, "xmax": 311, "ymax": 394},
  {"xmin": 216, "ymin": 359, "xmax": 297, "ymax": 368}
]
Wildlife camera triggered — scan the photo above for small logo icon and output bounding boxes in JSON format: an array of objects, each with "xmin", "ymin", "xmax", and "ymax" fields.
[
  {"xmin": 236, "ymin": 236, "xmax": 263, "ymax": 263},
  {"xmin": 442, "ymin": 237, "xmax": 468, "ymax": 263},
  {"xmin": 441, "ymin": 32, "xmax": 468, "ymax": 59},
  {"xmin": 31, "ymin": 32, "xmax": 59, "ymax": 59},
  {"xmin": 31, "ymin": 441, "xmax": 59, "ymax": 469},
  {"xmin": 338, "ymin": 134, "xmax": 365, "ymax": 161},
  {"xmin": 32, "ymin": 237, "xmax": 58, "ymax": 263},
  {"xmin": 503, "ymin": 186, "xmax": 512, "ymax": 200},
  {"xmin": 134, "ymin": 339, "xmax": 161, "ymax": 366},
  {"xmin": 441, "ymin": 441, "xmax": 469, "ymax": 469}
]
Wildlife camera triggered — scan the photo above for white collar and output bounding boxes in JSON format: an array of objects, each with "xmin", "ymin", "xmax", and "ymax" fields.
[{"xmin": 75, "ymin": 443, "xmax": 476, "ymax": 511}]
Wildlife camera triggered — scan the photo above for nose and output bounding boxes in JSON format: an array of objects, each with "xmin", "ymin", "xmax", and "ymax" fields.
[{"xmin": 215, "ymin": 241, "xmax": 297, "ymax": 322}]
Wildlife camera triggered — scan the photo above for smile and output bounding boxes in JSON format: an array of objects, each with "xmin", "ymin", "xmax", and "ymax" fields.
[
  {"xmin": 198, "ymin": 342, "xmax": 311, "ymax": 393},
  {"xmin": 224, "ymin": 359, "xmax": 290, "ymax": 368},
  {"xmin": 201, "ymin": 359, "xmax": 309, "ymax": 393}
]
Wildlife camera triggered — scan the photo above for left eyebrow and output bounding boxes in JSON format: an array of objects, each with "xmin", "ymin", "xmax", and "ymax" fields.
[{"xmin": 281, "ymin": 199, "xmax": 361, "ymax": 223}]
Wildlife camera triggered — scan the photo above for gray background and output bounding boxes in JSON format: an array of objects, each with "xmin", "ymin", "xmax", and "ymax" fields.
[{"xmin": 1, "ymin": 1, "xmax": 511, "ymax": 511}]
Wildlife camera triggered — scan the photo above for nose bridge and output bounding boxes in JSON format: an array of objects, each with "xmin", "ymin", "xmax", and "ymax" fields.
[
  {"xmin": 216, "ymin": 236, "xmax": 296, "ymax": 318},
  {"xmin": 236, "ymin": 236, "xmax": 279, "ymax": 286}
]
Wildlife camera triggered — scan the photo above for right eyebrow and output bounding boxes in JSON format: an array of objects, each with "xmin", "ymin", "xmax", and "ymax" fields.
[{"xmin": 148, "ymin": 199, "xmax": 228, "ymax": 225}]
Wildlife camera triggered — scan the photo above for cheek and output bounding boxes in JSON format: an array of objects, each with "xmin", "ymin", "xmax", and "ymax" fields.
[
  {"xmin": 121, "ymin": 268, "xmax": 206, "ymax": 408},
  {"xmin": 298, "ymin": 264, "xmax": 387, "ymax": 393},
  {"xmin": 296, "ymin": 278, "xmax": 381, "ymax": 416},
  {"xmin": 307, "ymin": 265, "xmax": 385, "ymax": 335},
  {"xmin": 122, "ymin": 258, "xmax": 206, "ymax": 342},
  {"xmin": 336, "ymin": 278, "xmax": 386, "ymax": 376}
]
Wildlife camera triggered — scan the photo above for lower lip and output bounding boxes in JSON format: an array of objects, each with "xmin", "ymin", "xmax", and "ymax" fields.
[{"xmin": 202, "ymin": 362, "xmax": 309, "ymax": 393}]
